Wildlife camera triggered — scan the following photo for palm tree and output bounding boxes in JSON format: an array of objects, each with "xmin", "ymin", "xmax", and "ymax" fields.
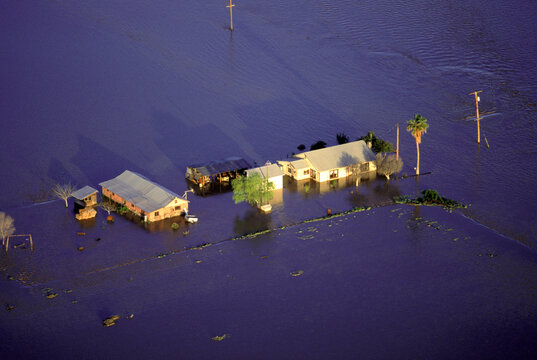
[{"xmin": 406, "ymin": 114, "xmax": 429, "ymax": 175}]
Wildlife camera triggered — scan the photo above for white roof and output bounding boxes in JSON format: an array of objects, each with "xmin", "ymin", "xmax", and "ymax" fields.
[
  {"xmin": 296, "ymin": 140, "xmax": 375, "ymax": 172},
  {"xmin": 246, "ymin": 163, "xmax": 284, "ymax": 178},
  {"xmin": 99, "ymin": 170, "xmax": 186, "ymax": 213}
]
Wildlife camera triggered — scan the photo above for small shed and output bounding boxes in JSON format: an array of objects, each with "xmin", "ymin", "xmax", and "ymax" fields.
[
  {"xmin": 72, "ymin": 186, "xmax": 98, "ymax": 207},
  {"xmin": 186, "ymin": 157, "xmax": 251, "ymax": 187},
  {"xmin": 246, "ymin": 163, "xmax": 284, "ymax": 190}
]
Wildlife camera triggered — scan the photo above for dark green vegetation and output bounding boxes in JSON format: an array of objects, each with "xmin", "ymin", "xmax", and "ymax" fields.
[
  {"xmin": 336, "ymin": 132, "xmax": 350, "ymax": 144},
  {"xmin": 310, "ymin": 140, "xmax": 327, "ymax": 150},
  {"xmin": 394, "ymin": 189, "xmax": 467, "ymax": 209},
  {"xmin": 358, "ymin": 131, "xmax": 394, "ymax": 153},
  {"xmin": 231, "ymin": 173, "xmax": 274, "ymax": 206}
]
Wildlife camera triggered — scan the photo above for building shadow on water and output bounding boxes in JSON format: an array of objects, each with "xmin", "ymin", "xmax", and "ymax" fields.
[{"xmin": 233, "ymin": 208, "xmax": 272, "ymax": 237}]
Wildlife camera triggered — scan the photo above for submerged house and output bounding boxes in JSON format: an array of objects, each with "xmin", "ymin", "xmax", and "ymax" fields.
[
  {"xmin": 245, "ymin": 163, "xmax": 284, "ymax": 190},
  {"xmin": 185, "ymin": 157, "xmax": 251, "ymax": 187},
  {"xmin": 72, "ymin": 186, "xmax": 98, "ymax": 207},
  {"xmin": 100, "ymin": 170, "xmax": 188, "ymax": 222},
  {"xmin": 72, "ymin": 185, "xmax": 98, "ymax": 220},
  {"xmin": 289, "ymin": 140, "xmax": 376, "ymax": 182}
]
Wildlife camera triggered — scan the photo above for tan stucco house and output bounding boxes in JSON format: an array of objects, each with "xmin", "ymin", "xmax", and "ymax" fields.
[{"xmin": 294, "ymin": 140, "xmax": 376, "ymax": 182}]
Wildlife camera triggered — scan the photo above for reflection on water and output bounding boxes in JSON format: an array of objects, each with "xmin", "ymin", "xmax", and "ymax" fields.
[{"xmin": 233, "ymin": 209, "xmax": 272, "ymax": 236}]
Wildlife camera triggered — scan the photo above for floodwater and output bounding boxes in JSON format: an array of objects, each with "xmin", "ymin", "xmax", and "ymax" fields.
[{"xmin": 1, "ymin": 0, "xmax": 537, "ymax": 358}]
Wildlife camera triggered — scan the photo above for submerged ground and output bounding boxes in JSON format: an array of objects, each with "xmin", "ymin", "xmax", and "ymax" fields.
[
  {"xmin": 2, "ymin": 204, "xmax": 537, "ymax": 359},
  {"xmin": 1, "ymin": 0, "xmax": 537, "ymax": 358}
]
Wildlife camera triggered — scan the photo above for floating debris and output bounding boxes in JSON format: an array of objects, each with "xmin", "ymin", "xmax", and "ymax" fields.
[
  {"xmin": 77, "ymin": 232, "xmax": 86, "ymax": 236},
  {"xmin": 78, "ymin": 247, "xmax": 85, "ymax": 252},
  {"xmin": 260, "ymin": 255, "xmax": 268, "ymax": 259},
  {"xmin": 95, "ymin": 238, "xmax": 101, "ymax": 242},
  {"xmin": 46, "ymin": 293, "xmax": 58, "ymax": 299},
  {"xmin": 63, "ymin": 289, "xmax": 73, "ymax": 293},
  {"xmin": 72, "ymin": 300, "xmax": 78, "ymax": 304},
  {"xmin": 127, "ymin": 313, "xmax": 134, "ymax": 319},
  {"xmin": 103, "ymin": 315, "xmax": 120, "ymax": 327},
  {"xmin": 290, "ymin": 270, "xmax": 304, "ymax": 277},
  {"xmin": 211, "ymin": 334, "xmax": 229, "ymax": 342},
  {"xmin": 6, "ymin": 304, "xmax": 15, "ymax": 312},
  {"xmin": 195, "ymin": 260, "xmax": 202, "ymax": 264}
]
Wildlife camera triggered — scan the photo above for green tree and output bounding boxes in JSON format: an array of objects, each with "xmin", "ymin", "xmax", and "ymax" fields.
[
  {"xmin": 310, "ymin": 140, "xmax": 327, "ymax": 151},
  {"xmin": 372, "ymin": 139, "xmax": 394, "ymax": 153},
  {"xmin": 232, "ymin": 173, "xmax": 275, "ymax": 206},
  {"xmin": 406, "ymin": 114, "xmax": 429, "ymax": 175}
]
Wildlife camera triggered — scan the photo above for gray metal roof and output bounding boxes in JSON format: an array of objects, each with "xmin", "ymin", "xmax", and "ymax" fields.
[
  {"xmin": 99, "ymin": 170, "xmax": 186, "ymax": 213},
  {"xmin": 296, "ymin": 140, "xmax": 376, "ymax": 172},
  {"xmin": 246, "ymin": 163, "xmax": 284, "ymax": 178},
  {"xmin": 72, "ymin": 185, "xmax": 98, "ymax": 200},
  {"xmin": 187, "ymin": 157, "xmax": 251, "ymax": 177}
]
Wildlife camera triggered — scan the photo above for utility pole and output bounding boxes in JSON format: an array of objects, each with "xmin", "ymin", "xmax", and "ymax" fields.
[
  {"xmin": 469, "ymin": 90, "xmax": 483, "ymax": 144},
  {"xmin": 227, "ymin": 0, "xmax": 235, "ymax": 31},
  {"xmin": 396, "ymin": 123, "xmax": 399, "ymax": 160}
]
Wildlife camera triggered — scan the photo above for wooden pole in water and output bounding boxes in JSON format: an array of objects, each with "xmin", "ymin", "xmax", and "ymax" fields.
[
  {"xmin": 227, "ymin": 0, "xmax": 235, "ymax": 31},
  {"xmin": 396, "ymin": 123, "xmax": 399, "ymax": 160},
  {"xmin": 469, "ymin": 90, "xmax": 483, "ymax": 144}
]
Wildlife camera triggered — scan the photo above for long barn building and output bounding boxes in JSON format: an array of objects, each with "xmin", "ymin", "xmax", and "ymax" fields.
[{"xmin": 100, "ymin": 170, "xmax": 188, "ymax": 222}]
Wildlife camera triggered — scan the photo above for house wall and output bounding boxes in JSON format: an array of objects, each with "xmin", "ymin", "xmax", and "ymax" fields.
[
  {"xmin": 102, "ymin": 188, "xmax": 188, "ymax": 222},
  {"xmin": 146, "ymin": 198, "xmax": 188, "ymax": 222},
  {"xmin": 83, "ymin": 193, "xmax": 98, "ymax": 207},
  {"xmin": 269, "ymin": 175, "xmax": 283, "ymax": 190},
  {"xmin": 313, "ymin": 161, "xmax": 376, "ymax": 183},
  {"xmin": 279, "ymin": 161, "xmax": 310, "ymax": 181}
]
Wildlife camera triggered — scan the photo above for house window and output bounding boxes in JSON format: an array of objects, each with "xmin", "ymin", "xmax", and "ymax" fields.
[
  {"xmin": 287, "ymin": 165, "xmax": 292, "ymax": 174},
  {"xmin": 303, "ymin": 169, "xmax": 309, "ymax": 175},
  {"xmin": 360, "ymin": 162, "xmax": 370, "ymax": 172},
  {"xmin": 329, "ymin": 169, "xmax": 339, "ymax": 179},
  {"xmin": 175, "ymin": 206, "xmax": 181, "ymax": 211},
  {"xmin": 154, "ymin": 211, "xmax": 160, "ymax": 217},
  {"xmin": 310, "ymin": 169, "xmax": 317, "ymax": 179}
]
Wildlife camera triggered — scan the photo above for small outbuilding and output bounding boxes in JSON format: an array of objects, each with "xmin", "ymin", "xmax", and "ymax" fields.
[
  {"xmin": 100, "ymin": 170, "xmax": 189, "ymax": 222},
  {"xmin": 246, "ymin": 163, "xmax": 284, "ymax": 190},
  {"xmin": 186, "ymin": 157, "xmax": 251, "ymax": 187},
  {"xmin": 72, "ymin": 186, "xmax": 98, "ymax": 207}
]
